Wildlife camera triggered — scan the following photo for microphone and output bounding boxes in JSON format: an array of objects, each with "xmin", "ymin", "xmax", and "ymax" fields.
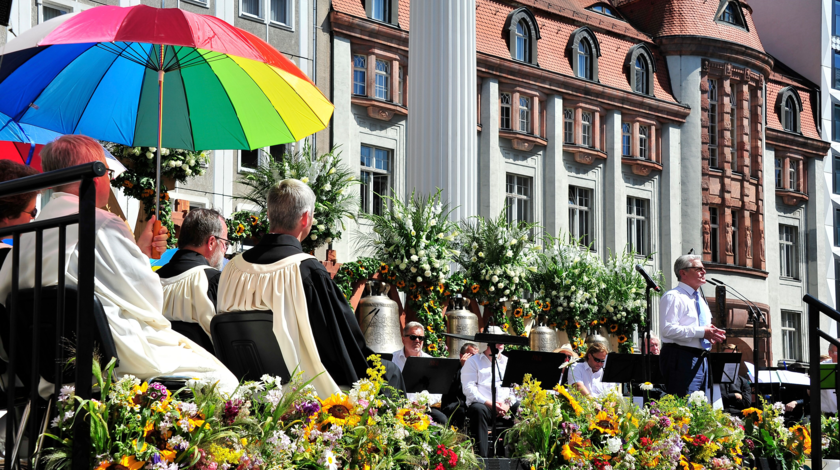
[
  {"xmin": 710, "ymin": 277, "xmax": 765, "ymax": 323},
  {"xmin": 635, "ymin": 264, "xmax": 661, "ymax": 292},
  {"xmin": 688, "ymin": 248, "xmax": 694, "ymax": 254}
]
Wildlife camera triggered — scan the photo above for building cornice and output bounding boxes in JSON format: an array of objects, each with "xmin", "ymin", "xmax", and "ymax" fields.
[
  {"xmin": 766, "ymin": 128, "xmax": 830, "ymax": 160},
  {"xmin": 330, "ymin": 10, "xmax": 408, "ymax": 51},
  {"xmin": 656, "ymin": 36, "xmax": 774, "ymax": 77}
]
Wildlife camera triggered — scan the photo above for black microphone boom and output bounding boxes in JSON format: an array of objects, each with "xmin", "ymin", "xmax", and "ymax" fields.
[
  {"xmin": 635, "ymin": 264, "xmax": 661, "ymax": 292},
  {"xmin": 711, "ymin": 277, "xmax": 765, "ymax": 323}
]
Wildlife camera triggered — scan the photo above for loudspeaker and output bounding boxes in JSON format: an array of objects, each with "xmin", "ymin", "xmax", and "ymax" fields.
[{"xmin": 0, "ymin": 0, "xmax": 11, "ymax": 27}]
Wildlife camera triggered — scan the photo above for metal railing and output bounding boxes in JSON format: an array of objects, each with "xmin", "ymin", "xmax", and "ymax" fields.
[
  {"xmin": 1, "ymin": 162, "xmax": 105, "ymax": 470},
  {"xmin": 804, "ymin": 293, "xmax": 840, "ymax": 470}
]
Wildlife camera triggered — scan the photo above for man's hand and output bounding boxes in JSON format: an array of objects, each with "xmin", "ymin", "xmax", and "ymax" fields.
[
  {"xmin": 137, "ymin": 215, "xmax": 169, "ymax": 258},
  {"xmin": 459, "ymin": 351, "xmax": 474, "ymax": 367},
  {"xmin": 495, "ymin": 401, "xmax": 510, "ymax": 417},
  {"xmin": 734, "ymin": 393, "xmax": 743, "ymax": 400},
  {"xmin": 704, "ymin": 325, "xmax": 726, "ymax": 344},
  {"xmin": 785, "ymin": 400, "xmax": 797, "ymax": 412}
]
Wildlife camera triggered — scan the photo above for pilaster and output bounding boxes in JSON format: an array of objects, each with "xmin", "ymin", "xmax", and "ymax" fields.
[
  {"xmin": 604, "ymin": 109, "xmax": 625, "ymax": 253},
  {"xmin": 479, "ymin": 78, "xmax": 504, "ymax": 219},
  {"xmin": 544, "ymin": 94, "xmax": 565, "ymax": 237}
]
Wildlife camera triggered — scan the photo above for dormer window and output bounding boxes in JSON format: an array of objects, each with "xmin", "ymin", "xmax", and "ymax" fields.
[
  {"xmin": 784, "ymin": 97, "xmax": 795, "ymax": 131},
  {"xmin": 365, "ymin": 0, "xmax": 399, "ymax": 26},
  {"xmin": 515, "ymin": 21, "xmax": 530, "ymax": 62},
  {"xmin": 371, "ymin": 0, "xmax": 387, "ymax": 21},
  {"xmin": 634, "ymin": 58, "xmax": 648, "ymax": 94},
  {"xmin": 505, "ymin": 8, "xmax": 540, "ymax": 66},
  {"xmin": 721, "ymin": 3, "xmax": 737, "ymax": 23},
  {"xmin": 626, "ymin": 44, "xmax": 656, "ymax": 97},
  {"xmin": 570, "ymin": 27, "xmax": 600, "ymax": 82},
  {"xmin": 777, "ymin": 87, "xmax": 802, "ymax": 134},
  {"xmin": 716, "ymin": 1, "xmax": 748, "ymax": 30},
  {"xmin": 579, "ymin": 42, "xmax": 592, "ymax": 80},
  {"xmin": 589, "ymin": 4, "xmax": 618, "ymax": 18}
]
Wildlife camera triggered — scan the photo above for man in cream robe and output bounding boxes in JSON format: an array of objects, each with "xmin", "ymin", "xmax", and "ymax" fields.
[
  {"xmin": 218, "ymin": 179, "xmax": 404, "ymax": 398},
  {"xmin": 157, "ymin": 208, "xmax": 228, "ymax": 343},
  {"xmin": 0, "ymin": 135, "xmax": 238, "ymax": 394}
]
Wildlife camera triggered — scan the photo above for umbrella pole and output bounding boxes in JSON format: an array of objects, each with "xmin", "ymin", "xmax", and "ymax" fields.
[{"xmin": 152, "ymin": 45, "xmax": 165, "ymax": 259}]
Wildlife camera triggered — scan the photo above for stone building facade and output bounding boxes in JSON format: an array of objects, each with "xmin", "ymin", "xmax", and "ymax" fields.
[{"xmin": 330, "ymin": 0, "xmax": 833, "ymax": 366}]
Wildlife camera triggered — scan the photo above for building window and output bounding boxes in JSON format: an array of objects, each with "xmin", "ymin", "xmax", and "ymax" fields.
[
  {"xmin": 835, "ymin": 105, "xmax": 840, "ymax": 141},
  {"xmin": 569, "ymin": 186, "xmax": 592, "ymax": 248},
  {"xmin": 721, "ymin": 2, "xmax": 737, "ymax": 24},
  {"xmin": 239, "ymin": 145, "xmax": 285, "ymax": 172},
  {"xmin": 43, "ymin": 4, "xmax": 69, "ymax": 20},
  {"xmin": 779, "ymin": 224, "xmax": 798, "ymax": 279},
  {"xmin": 834, "ymin": 52, "xmax": 840, "ymax": 90},
  {"xmin": 270, "ymin": 0, "xmax": 289, "ymax": 24},
  {"xmin": 581, "ymin": 112, "xmax": 592, "ymax": 147},
  {"xmin": 360, "ymin": 145, "xmax": 390, "ymax": 216},
  {"xmin": 374, "ymin": 60, "xmax": 390, "ymax": 101},
  {"xmin": 779, "ymin": 88, "xmax": 801, "ymax": 134},
  {"xmin": 590, "ymin": 4, "xmax": 617, "ymax": 17},
  {"xmin": 781, "ymin": 311, "xmax": 802, "ymax": 361},
  {"xmin": 634, "ymin": 57, "xmax": 648, "ymax": 94},
  {"xmin": 500, "ymin": 93, "xmax": 512, "ymax": 130},
  {"xmin": 746, "ymin": 91, "xmax": 752, "ymax": 175},
  {"xmin": 731, "ymin": 211, "xmax": 739, "ymax": 265},
  {"xmin": 519, "ymin": 97, "xmax": 531, "ymax": 134},
  {"xmin": 627, "ymin": 197, "xmax": 648, "ymax": 255},
  {"xmin": 578, "ymin": 41, "xmax": 592, "ymax": 80},
  {"xmin": 730, "ymin": 89, "xmax": 737, "ymax": 160},
  {"xmin": 515, "ymin": 21, "xmax": 530, "ymax": 62},
  {"xmin": 506, "ymin": 174, "xmax": 532, "ymax": 227},
  {"xmin": 353, "ymin": 55, "xmax": 366, "ymax": 96},
  {"xmin": 835, "ymin": 209, "xmax": 840, "ymax": 246},
  {"xmin": 241, "ymin": 0, "xmax": 262, "ymax": 18},
  {"xmin": 710, "ymin": 207, "xmax": 719, "ymax": 263},
  {"xmin": 564, "ymin": 109, "xmax": 574, "ymax": 144},
  {"xmin": 835, "ymin": 0, "xmax": 840, "ymax": 36},
  {"xmin": 622, "ymin": 123, "xmax": 631, "ymax": 156},
  {"xmin": 789, "ymin": 161, "xmax": 798, "ymax": 191},
  {"xmin": 783, "ymin": 97, "xmax": 795, "ymax": 132},
  {"xmin": 371, "ymin": 0, "xmax": 388, "ymax": 22},
  {"xmin": 709, "ymin": 79, "xmax": 718, "ymax": 168},
  {"xmin": 397, "ymin": 66, "xmax": 403, "ymax": 105},
  {"xmin": 834, "ymin": 155, "xmax": 840, "ymax": 194},
  {"xmin": 775, "ymin": 158, "xmax": 783, "ymax": 189},
  {"xmin": 639, "ymin": 125, "xmax": 649, "ymax": 160}
]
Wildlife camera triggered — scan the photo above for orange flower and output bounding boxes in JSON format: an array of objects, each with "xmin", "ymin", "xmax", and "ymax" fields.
[
  {"xmin": 534, "ymin": 300, "xmax": 544, "ymax": 310},
  {"xmin": 159, "ymin": 450, "xmax": 176, "ymax": 463},
  {"xmin": 609, "ymin": 324, "xmax": 619, "ymax": 333},
  {"xmin": 380, "ymin": 264, "xmax": 389, "ymax": 274},
  {"xmin": 118, "ymin": 456, "xmax": 145, "ymax": 470},
  {"xmin": 438, "ymin": 283, "xmax": 445, "ymax": 293},
  {"xmin": 513, "ymin": 308, "xmax": 523, "ymax": 318},
  {"xmin": 542, "ymin": 301, "xmax": 551, "ymax": 311},
  {"xmin": 617, "ymin": 335, "xmax": 628, "ymax": 343},
  {"xmin": 471, "ymin": 284, "xmax": 480, "ymax": 293},
  {"xmin": 396, "ymin": 280, "xmax": 406, "ymax": 288},
  {"xmin": 94, "ymin": 461, "xmax": 113, "ymax": 470}
]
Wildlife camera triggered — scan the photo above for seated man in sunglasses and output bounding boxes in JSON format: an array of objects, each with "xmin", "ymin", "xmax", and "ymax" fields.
[
  {"xmin": 156, "ymin": 209, "xmax": 229, "ymax": 347},
  {"xmin": 568, "ymin": 342, "xmax": 619, "ymax": 398},
  {"xmin": 391, "ymin": 322, "xmax": 446, "ymax": 424}
]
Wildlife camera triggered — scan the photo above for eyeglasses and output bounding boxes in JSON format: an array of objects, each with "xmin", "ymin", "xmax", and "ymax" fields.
[
  {"xmin": 216, "ymin": 236, "xmax": 232, "ymax": 249},
  {"xmin": 684, "ymin": 266, "xmax": 706, "ymax": 273},
  {"xmin": 405, "ymin": 334, "xmax": 425, "ymax": 341},
  {"xmin": 591, "ymin": 357, "xmax": 606, "ymax": 364},
  {"xmin": 26, "ymin": 208, "xmax": 38, "ymax": 218},
  {"xmin": 106, "ymin": 168, "xmax": 116, "ymax": 180}
]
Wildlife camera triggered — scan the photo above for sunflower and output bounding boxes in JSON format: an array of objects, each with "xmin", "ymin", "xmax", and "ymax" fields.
[
  {"xmin": 471, "ymin": 284, "xmax": 480, "ymax": 293},
  {"xmin": 609, "ymin": 324, "xmax": 619, "ymax": 333},
  {"xmin": 428, "ymin": 343, "xmax": 438, "ymax": 352},
  {"xmin": 409, "ymin": 283, "xmax": 417, "ymax": 290},
  {"xmin": 534, "ymin": 300, "xmax": 544, "ymax": 310},
  {"xmin": 542, "ymin": 301, "xmax": 551, "ymax": 311},
  {"xmin": 236, "ymin": 224, "xmax": 246, "ymax": 235},
  {"xmin": 503, "ymin": 323, "xmax": 510, "ymax": 331},
  {"xmin": 549, "ymin": 322, "xmax": 557, "ymax": 328},
  {"xmin": 320, "ymin": 394, "xmax": 359, "ymax": 427},
  {"xmin": 590, "ymin": 320, "xmax": 599, "ymax": 327},
  {"xmin": 513, "ymin": 308, "xmax": 523, "ymax": 318},
  {"xmin": 554, "ymin": 385, "xmax": 583, "ymax": 415},
  {"xmin": 250, "ymin": 215, "xmax": 259, "ymax": 225},
  {"xmin": 396, "ymin": 408, "xmax": 430, "ymax": 431},
  {"xmin": 380, "ymin": 264, "xmax": 389, "ymax": 274},
  {"xmin": 741, "ymin": 407, "xmax": 762, "ymax": 423},
  {"xmin": 438, "ymin": 283, "xmax": 445, "ymax": 293},
  {"xmin": 123, "ymin": 181, "xmax": 134, "ymax": 189},
  {"xmin": 589, "ymin": 410, "xmax": 620, "ymax": 435},
  {"xmin": 524, "ymin": 311, "xmax": 533, "ymax": 319},
  {"xmin": 599, "ymin": 317, "xmax": 607, "ymax": 324},
  {"xmin": 617, "ymin": 335, "xmax": 628, "ymax": 343}
]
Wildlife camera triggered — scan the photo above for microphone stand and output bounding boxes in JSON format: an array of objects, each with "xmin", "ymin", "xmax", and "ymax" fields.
[
  {"xmin": 708, "ymin": 278, "xmax": 763, "ymax": 396},
  {"xmin": 635, "ymin": 264, "xmax": 661, "ymax": 398}
]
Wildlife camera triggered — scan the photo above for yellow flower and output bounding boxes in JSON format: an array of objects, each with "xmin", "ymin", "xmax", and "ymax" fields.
[
  {"xmin": 428, "ymin": 343, "xmax": 438, "ymax": 352},
  {"xmin": 554, "ymin": 385, "xmax": 583, "ymax": 415},
  {"xmin": 471, "ymin": 284, "xmax": 480, "ymax": 293},
  {"xmin": 589, "ymin": 410, "xmax": 620, "ymax": 435},
  {"xmin": 143, "ymin": 419, "xmax": 154, "ymax": 437},
  {"xmin": 396, "ymin": 408, "xmax": 430, "ymax": 431},
  {"xmin": 236, "ymin": 224, "xmax": 245, "ymax": 235},
  {"xmin": 94, "ymin": 461, "xmax": 112, "ymax": 470},
  {"xmin": 132, "ymin": 382, "xmax": 149, "ymax": 396},
  {"xmin": 513, "ymin": 308, "xmax": 523, "ymax": 318},
  {"xmin": 741, "ymin": 407, "xmax": 763, "ymax": 423},
  {"xmin": 561, "ymin": 443, "xmax": 577, "ymax": 461},
  {"xmin": 159, "ymin": 450, "xmax": 176, "ymax": 463},
  {"xmin": 320, "ymin": 394, "xmax": 359, "ymax": 427},
  {"xmin": 119, "ymin": 456, "xmax": 145, "ymax": 470}
]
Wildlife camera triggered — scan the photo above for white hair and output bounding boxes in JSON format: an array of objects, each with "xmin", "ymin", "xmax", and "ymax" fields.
[
  {"xmin": 267, "ymin": 179, "xmax": 316, "ymax": 232},
  {"xmin": 674, "ymin": 254, "xmax": 702, "ymax": 281},
  {"xmin": 403, "ymin": 321, "xmax": 424, "ymax": 335}
]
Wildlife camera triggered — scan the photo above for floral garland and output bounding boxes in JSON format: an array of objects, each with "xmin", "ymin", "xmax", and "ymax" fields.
[
  {"xmin": 333, "ymin": 257, "xmax": 380, "ymax": 305},
  {"xmin": 225, "ymin": 210, "xmax": 269, "ymax": 244},
  {"xmin": 107, "ymin": 145, "xmax": 208, "ymax": 247},
  {"xmin": 454, "ymin": 211, "xmax": 539, "ymax": 339},
  {"xmin": 236, "ymin": 143, "xmax": 356, "ymax": 253},
  {"xmin": 356, "ymin": 190, "xmax": 460, "ymax": 357}
]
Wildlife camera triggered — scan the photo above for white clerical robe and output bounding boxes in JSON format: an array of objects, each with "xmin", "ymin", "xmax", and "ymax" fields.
[
  {"xmin": 0, "ymin": 193, "xmax": 238, "ymax": 393},
  {"xmin": 217, "ymin": 253, "xmax": 340, "ymax": 397},
  {"xmin": 160, "ymin": 266, "xmax": 216, "ymax": 339}
]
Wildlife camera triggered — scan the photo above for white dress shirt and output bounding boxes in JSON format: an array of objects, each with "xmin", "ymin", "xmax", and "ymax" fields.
[
  {"xmin": 822, "ymin": 360, "xmax": 838, "ymax": 413},
  {"xmin": 391, "ymin": 348, "xmax": 441, "ymax": 405},
  {"xmin": 569, "ymin": 360, "xmax": 619, "ymax": 398},
  {"xmin": 659, "ymin": 282, "xmax": 709, "ymax": 349},
  {"xmin": 461, "ymin": 351, "xmax": 511, "ymax": 406}
]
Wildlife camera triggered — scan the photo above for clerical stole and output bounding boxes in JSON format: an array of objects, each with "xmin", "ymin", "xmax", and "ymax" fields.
[
  {"xmin": 217, "ymin": 253, "xmax": 340, "ymax": 397},
  {"xmin": 160, "ymin": 266, "xmax": 216, "ymax": 338}
]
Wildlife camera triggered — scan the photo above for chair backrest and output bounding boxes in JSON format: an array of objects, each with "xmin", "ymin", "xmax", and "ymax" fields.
[
  {"xmin": 210, "ymin": 311, "xmax": 290, "ymax": 383},
  {"xmin": 170, "ymin": 321, "xmax": 215, "ymax": 356},
  {"xmin": 3, "ymin": 285, "xmax": 119, "ymax": 386}
]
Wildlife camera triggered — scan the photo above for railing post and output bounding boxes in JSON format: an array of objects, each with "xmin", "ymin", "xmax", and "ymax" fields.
[
  {"xmin": 810, "ymin": 300, "xmax": 822, "ymax": 470},
  {"xmin": 4, "ymin": 235, "xmax": 20, "ymax": 470}
]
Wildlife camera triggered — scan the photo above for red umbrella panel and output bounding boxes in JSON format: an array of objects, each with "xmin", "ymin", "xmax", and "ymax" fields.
[{"xmin": 0, "ymin": 141, "xmax": 43, "ymax": 171}]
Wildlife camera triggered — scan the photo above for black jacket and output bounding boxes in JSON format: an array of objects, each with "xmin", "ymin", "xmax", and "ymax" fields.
[{"xmin": 721, "ymin": 375, "xmax": 752, "ymax": 415}]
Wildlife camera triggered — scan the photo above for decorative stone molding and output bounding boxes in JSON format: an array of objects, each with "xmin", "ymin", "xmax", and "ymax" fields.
[
  {"xmin": 704, "ymin": 262, "xmax": 769, "ymax": 279},
  {"xmin": 499, "ymin": 130, "xmax": 547, "ymax": 151},
  {"xmin": 565, "ymin": 144, "xmax": 607, "ymax": 165},
  {"xmin": 352, "ymin": 96, "xmax": 407, "ymax": 122},
  {"xmin": 776, "ymin": 189, "xmax": 809, "ymax": 206},
  {"xmin": 622, "ymin": 157, "xmax": 662, "ymax": 175}
]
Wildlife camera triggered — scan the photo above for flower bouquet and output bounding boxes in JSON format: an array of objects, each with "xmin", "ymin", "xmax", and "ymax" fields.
[
  {"xmin": 354, "ymin": 190, "xmax": 459, "ymax": 357},
  {"xmin": 741, "ymin": 400, "xmax": 811, "ymax": 470},
  {"xmin": 454, "ymin": 211, "xmax": 539, "ymax": 337},
  {"xmin": 226, "ymin": 211, "xmax": 269, "ymax": 245},
  {"xmin": 598, "ymin": 250, "xmax": 661, "ymax": 353},
  {"xmin": 823, "ymin": 415, "xmax": 840, "ymax": 459},
  {"xmin": 236, "ymin": 143, "xmax": 356, "ymax": 253}
]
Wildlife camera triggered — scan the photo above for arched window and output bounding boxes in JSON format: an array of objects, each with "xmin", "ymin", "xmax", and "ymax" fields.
[
  {"xmin": 626, "ymin": 44, "xmax": 656, "ymax": 97},
  {"xmin": 777, "ymin": 87, "xmax": 802, "ymax": 134},
  {"xmin": 716, "ymin": 1, "xmax": 747, "ymax": 30},
  {"xmin": 505, "ymin": 8, "xmax": 540, "ymax": 65},
  {"xmin": 570, "ymin": 27, "xmax": 600, "ymax": 82},
  {"xmin": 515, "ymin": 21, "xmax": 530, "ymax": 62}
]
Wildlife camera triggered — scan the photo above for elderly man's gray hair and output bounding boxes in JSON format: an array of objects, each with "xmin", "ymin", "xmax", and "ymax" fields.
[
  {"xmin": 178, "ymin": 208, "xmax": 224, "ymax": 249},
  {"xmin": 403, "ymin": 321, "xmax": 424, "ymax": 335},
  {"xmin": 674, "ymin": 254, "xmax": 702, "ymax": 281},
  {"xmin": 267, "ymin": 179, "xmax": 316, "ymax": 232},
  {"xmin": 460, "ymin": 343, "xmax": 478, "ymax": 355}
]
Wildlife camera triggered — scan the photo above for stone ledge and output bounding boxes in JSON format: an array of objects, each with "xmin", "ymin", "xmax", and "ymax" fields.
[
  {"xmin": 498, "ymin": 130, "xmax": 548, "ymax": 151},
  {"xmin": 704, "ymin": 262, "xmax": 769, "ymax": 279},
  {"xmin": 775, "ymin": 189, "xmax": 809, "ymax": 205},
  {"xmin": 351, "ymin": 96, "xmax": 408, "ymax": 121},
  {"xmin": 564, "ymin": 144, "xmax": 607, "ymax": 165},
  {"xmin": 621, "ymin": 157, "xmax": 662, "ymax": 175}
]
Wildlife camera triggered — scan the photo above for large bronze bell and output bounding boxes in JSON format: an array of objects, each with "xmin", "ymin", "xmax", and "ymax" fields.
[
  {"xmin": 445, "ymin": 294, "xmax": 479, "ymax": 358},
  {"xmin": 358, "ymin": 280, "xmax": 402, "ymax": 354},
  {"xmin": 584, "ymin": 327, "xmax": 610, "ymax": 352},
  {"xmin": 529, "ymin": 316, "xmax": 558, "ymax": 352}
]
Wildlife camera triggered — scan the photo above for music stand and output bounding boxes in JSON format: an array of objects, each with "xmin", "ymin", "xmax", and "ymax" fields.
[
  {"xmin": 708, "ymin": 353, "xmax": 741, "ymax": 408},
  {"xmin": 501, "ymin": 350, "xmax": 566, "ymax": 388},
  {"xmin": 601, "ymin": 353, "xmax": 665, "ymax": 405},
  {"xmin": 403, "ymin": 357, "xmax": 461, "ymax": 394}
]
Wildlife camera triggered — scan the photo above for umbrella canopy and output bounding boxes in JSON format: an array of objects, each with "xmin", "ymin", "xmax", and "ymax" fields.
[
  {"xmin": 0, "ymin": 141, "xmax": 44, "ymax": 171},
  {"xmin": 0, "ymin": 5, "xmax": 334, "ymax": 150}
]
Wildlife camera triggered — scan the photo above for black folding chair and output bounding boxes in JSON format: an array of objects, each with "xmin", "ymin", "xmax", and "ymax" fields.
[
  {"xmin": 210, "ymin": 311, "xmax": 290, "ymax": 383},
  {"xmin": 170, "ymin": 321, "xmax": 215, "ymax": 356}
]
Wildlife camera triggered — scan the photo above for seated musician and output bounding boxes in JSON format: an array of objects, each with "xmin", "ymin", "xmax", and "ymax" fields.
[
  {"xmin": 719, "ymin": 344, "xmax": 751, "ymax": 415},
  {"xmin": 0, "ymin": 135, "xmax": 238, "ymax": 393},
  {"xmin": 391, "ymin": 322, "xmax": 446, "ymax": 424},
  {"xmin": 217, "ymin": 179, "xmax": 404, "ymax": 397},
  {"xmin": 441, "ymin": 342, "xmax": 479, "ymax": 429},
  {"xmin": 569, "ymin": 342, "xmax": 620, "ymax": 398},
  {"xmin": 156, "ymin": 209, "xmax": 228, "ymax": 343}
]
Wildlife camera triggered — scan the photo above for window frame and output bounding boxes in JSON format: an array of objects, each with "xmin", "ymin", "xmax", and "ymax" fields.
[
  {"xmin": 710, "ymin": 207, "xmax": 719, "ymax": 263},
  {"xmin": 789, "ymin": 161, "xmax": 798, "ymax": 192},
  {"xmin": 834, "ymin": 51, "xmax": 840, "ymax": 90},
  {"xmin": 626, "ymin": 196, "xmax": 649, "ymax": 256},
  {"xmin": 708, "ymin": 78, "xmax": 719, "ymax": 169},
  {"xmin": 519, "ymin": 96, "xmax": 531, "ymax": 134},
  {"xmin": 715, "ymin": 0, "xmax": 748, "ymax": 30},
  {"xmin": 780, "ymin": 310, "xmax": 802, "ymax": 361},
  {"xmin": 360, "ymin": 145, "xmax": 392, "ymax": 216},
  {"xmin": 775, "ymin": 158, "xmax": 783, "ymax": 189},
  {"xmin": 639, "ymin": 125, "xmax": 649, "ymax": 160},
  {"xmin": 374, "ymin": 59, "xmax": 390, "ymax": 101},
  {"xmin": 581, "ymin": 112, "xmax": 593, "ymax": 148},
  {"xmin": 778, "ymin": 87, "xmax": 802, "ymax": 134},
  {"xmin": 835, "ymin": 209, "xmax": 840, "ymax": 246},
  {"xmin": 731, "ymin": 211, "xmax": 739, "ymax": 265},
  {"xmin": 506, "ymin": 8, "xmax": 540, "ymax": 66},
  {"xmin": 835, "ymin": 104, "xmax": 840, "ymax": 142},
  {"xmin": 564, "ymin": 108, "xmax": 574, "ymax": 144},
  {"xmin": 500, "ymin": 92, "xmax": 512, "ymax": 130},
  {"xmin": 570, "ymin": 27, "xmax": 600, "ymax": 82},
  {"xmin": 622, "ymin": 123, "xmax": 631, "ymax": 156},
  {"xmin": 240, "ymin": 0, "xmax": 263, "ymax": 20},
  {"xmin": 269, "ymin": 0, "xmax": 291, "ymax": 27},
  {"xmin": 626, "ymin": 44, "xmax": 656, "ymax": 97},
  {"xmin": 779, "ymin": 224, "xmax": 798, "ymax": 279},
  {"xmin": 569, "ymin": 186, "xmax": 593, "ymax": 249},
  {"xmin": 834, "ymin": 155, "xmax": 840, "ymax": 195},
  {"xmin": 238, "ymin": 144, "xmax": 288, "ymax": 173},
  {"xmin": 506, "ymin": 174, "xmax": 533, "ymax": 228},
  {"xmin": 353, "ymin": 55, "xmax": 367, "ymax": 96}
]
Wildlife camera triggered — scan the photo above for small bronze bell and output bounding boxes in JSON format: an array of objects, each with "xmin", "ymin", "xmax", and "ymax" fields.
[
  {"xmin": 358, "ymin": 280, "xmax": 403, "ymax": 354},
  {"xmin": 529, "ymin": 315, "xmax": 558, "ymax": 352},
  {"xmin": 445, "ymin": 294, "xmax": 479, "ymax": 358},
  {"xmin": 584, "ymin": 326, "xmax": 610, "ymax": 352}
]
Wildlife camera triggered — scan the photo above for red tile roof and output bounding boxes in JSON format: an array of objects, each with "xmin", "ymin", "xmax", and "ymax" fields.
[
  {"xmin": 617, "ymin": 0, "xmax": 765, "ymax": 53},
  {"xmin": 766, "ymin": 60, "xmax": 821, "ymax": 140}
]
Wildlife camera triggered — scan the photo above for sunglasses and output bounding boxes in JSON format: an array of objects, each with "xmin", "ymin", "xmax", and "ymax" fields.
[
  {"xmin": 591, "ymin": 357, "xmax": 606, "ymax": 364},
  {"xmin": 405, "ymin": 334, "xmax": 425, "ymax": 341},
  {"xmin": 26, "ymin": 208, "xmax": 38, "ymax": 218}
]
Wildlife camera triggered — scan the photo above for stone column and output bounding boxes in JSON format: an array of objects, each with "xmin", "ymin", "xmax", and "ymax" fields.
[
  {"xmin": 406, "ymin": 0, "xmax": 477, "ymax": 222},
  {"xmin": 544, "ymin": 95, "xmax": 565, "ymax": 237},
  {"xmin": 604, "ymin": 110, "xmax": 625, "ymax": 254},
  {"xmin": 478, "ymin": 79, "xmax": 504, "ymax": 219},
  {"xmin": 660, "ymin": 123, "xmax": 682, "ymax": 289}
]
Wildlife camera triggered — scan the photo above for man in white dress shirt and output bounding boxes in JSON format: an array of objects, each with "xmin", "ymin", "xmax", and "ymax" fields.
[
  {"xmin": 569, "ymin": 342, "xmax": 619, "ymax": 397},
  {"xmin": 461, "ymin": 339, "xmax": 517, "ymax": 457},
  {"xmin": 659, "ymin": 254, "xmax": 726, "ymax": 396},
  {"xmin": 391, "ymin": 321, "xmax": 445, "ymax": 423},
  {"xmin": 822, "ymin": 343, "xmax": 838, "ymax": 416},
  {"xmin": 0, "ymin": 135, "xmax": 238, "ymax": 394}
]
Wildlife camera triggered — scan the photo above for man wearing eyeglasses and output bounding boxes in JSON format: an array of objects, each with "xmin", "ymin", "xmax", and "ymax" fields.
[
  {"xmin": 391, "ymin": 322, "xmax": 446, "ymax": 424},
  {"xmin": 156, "ymin": 209, "xmax": 229, "ymax": 345},
  {"xmin": 569, "ymin": 342, "xmax": 619, "ymax": 397},
  {"xmin": 660, "ymin": 254, "xmax": 727, "ymax": 397}
]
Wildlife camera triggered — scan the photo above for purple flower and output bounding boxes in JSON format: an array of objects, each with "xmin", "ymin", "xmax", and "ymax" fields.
[
  {"xmin": 223, "ymin": 399, "xmax": 244, "ymax": 425},
  {"xmin": 148, "ymin": 383, "xmax": 168, "ymax": 402},
  {"xmin": 659, "ymin": 416, "xmax": 671, "ymax": 428}
]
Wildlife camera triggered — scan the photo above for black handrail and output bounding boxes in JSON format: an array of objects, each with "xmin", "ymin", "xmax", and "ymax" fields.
[
  {"xmin": 804, "ymin": 293, "xmax": 840, "ymax": 470},
  {"xmin": 2, "ymin": 162, "xmax": 104, "ymax": 470}
]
